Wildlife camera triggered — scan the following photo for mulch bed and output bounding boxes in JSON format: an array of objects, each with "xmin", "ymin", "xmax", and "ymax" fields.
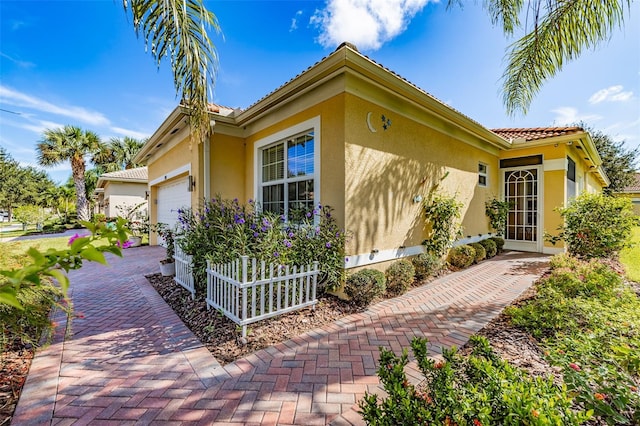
[
  {"xmin": 146, "ymin": 273, "xmax": 363, "ymax": 365},
  {"xmin": 0, "ymin": 342, "xmax": 34, "ymax": 425}
]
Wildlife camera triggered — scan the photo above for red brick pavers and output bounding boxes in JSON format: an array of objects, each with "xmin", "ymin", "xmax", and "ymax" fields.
[{"xmin": 14, "ymin": 249, "xmax": 548, "ymax": 425}]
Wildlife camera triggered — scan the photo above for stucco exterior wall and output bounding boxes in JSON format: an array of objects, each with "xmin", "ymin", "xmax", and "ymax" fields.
[
  {"xmin": 585, "ymin": 172, "xmax": 603, "ymax": 193},
  {"xmin": 243, "ymin": 93, "xmax": 347, "ymax": 229},
  {"xmin": 209, "ymin": 133, "xmax": 246, "ymax": 200},
  {"xmin": 103, "ymin": 181, "xmax": 147, "ymax": 218},
  {"xmin": 343, "ymin": 94, "xmax": 499, "ymax": 257}
]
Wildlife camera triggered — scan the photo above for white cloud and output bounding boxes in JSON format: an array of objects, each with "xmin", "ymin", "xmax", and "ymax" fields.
[
  {"xmin": 290, "ymin": 10, "xmax": 303, "ymax": 32},
  {"xmin": 0, "ymin": 113, "xmax": 64, "ymax": 135},
  {"xmin": 551, "ymin": 107, "xmax": 602, "ymax": 125},
  {"xmin": 110, "ymin": 126, "xmax": 150, "ymax": 140},
  {"xmin": 311, "ymin": 0, "xmax": 432, "ymax": 51},
  {"xmin": 0, "ymin": 85, "xmax": 110, "ymax": 126},
  {"xmin": 0, "ymin": 52, "xmax": 35, "ymax": 68},
  {"xmin": 588, "ymin": 85, "xmax": 633, "ymax": 104}
]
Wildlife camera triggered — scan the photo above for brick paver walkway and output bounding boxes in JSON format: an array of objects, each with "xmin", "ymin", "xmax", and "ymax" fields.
[{"xmin": 13, "ymin": 247, "xmax": 548, "ymax": 425}]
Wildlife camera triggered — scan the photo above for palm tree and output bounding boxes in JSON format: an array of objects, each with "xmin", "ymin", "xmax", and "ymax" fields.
[
  {"xmin": 93, "ymin": 137, "xmax": 145, "ymax": 172},
  {"xmin": 36, "ymin": 126, "xmax": 103, "ymax": 222},
  {"xmin": 461, "ymin": 0, "xmax": 632, "ymax": 115},
  {"xmin": 122, "ymin": 0, "xmax": 220, "ymax": 143}
]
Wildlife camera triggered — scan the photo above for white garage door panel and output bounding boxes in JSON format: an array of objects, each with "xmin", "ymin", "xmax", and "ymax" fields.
[{"xmin": 157, "ymin": 177, "xmax": 190, "ymax": 230}]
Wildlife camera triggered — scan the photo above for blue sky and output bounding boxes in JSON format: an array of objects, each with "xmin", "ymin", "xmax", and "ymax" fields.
[{"xmin": 1, "ymin": 0, "xmax": 638, "ymax": 184}]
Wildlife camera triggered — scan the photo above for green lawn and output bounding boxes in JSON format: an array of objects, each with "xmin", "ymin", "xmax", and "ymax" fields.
[
  {"xmin": 620, "ymin": 225, "xmax": 640, "ymax": 282},
  {"xmin": 0, "ymin": 236, "xmax": 71, "ymax": 270}
]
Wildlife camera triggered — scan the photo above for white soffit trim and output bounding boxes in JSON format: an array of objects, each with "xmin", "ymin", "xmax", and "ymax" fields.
[
  {"xmin": 149, "ymin": 164, "xmax": 191, "ymax": 186},
  {"xmin": 544, "ymin": 158, "xmax": 566, "ymax": 172}
]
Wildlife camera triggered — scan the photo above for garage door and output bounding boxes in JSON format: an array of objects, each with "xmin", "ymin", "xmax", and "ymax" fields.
[{"xmin": 156, "ymin": 177, "xmax": 190, "ymax": 231}]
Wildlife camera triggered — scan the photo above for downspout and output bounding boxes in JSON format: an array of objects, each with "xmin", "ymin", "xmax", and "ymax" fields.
[{"xmin": 204, "ymin": 120, "xmax": 215, "ymax": 200}]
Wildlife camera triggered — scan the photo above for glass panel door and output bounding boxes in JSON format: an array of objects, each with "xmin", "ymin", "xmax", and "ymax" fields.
[{"xmin": 504, "ymin": 169, "xmax": 538, "ymax": 242}]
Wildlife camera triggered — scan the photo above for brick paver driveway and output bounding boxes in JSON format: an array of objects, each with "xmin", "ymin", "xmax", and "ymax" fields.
[{"xmin": 13, "ymin": 247, "xmax": 548, "ymax": 425}]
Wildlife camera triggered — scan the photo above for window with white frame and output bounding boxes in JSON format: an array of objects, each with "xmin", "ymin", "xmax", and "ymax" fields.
[
  {"xmin": 567, "ymin": 156, "xmax": 576, "ymax": 201},
  {"xmin": 259, "ymin": 130, "xmax": 316, "ymax": 221},
  {"xmin": 478, "ymin": 163, "xmax": 488, "ymax": 187}
]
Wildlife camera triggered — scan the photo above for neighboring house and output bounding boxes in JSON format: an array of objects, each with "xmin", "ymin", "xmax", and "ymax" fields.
[
  {"xmin": 616, "ymin": 172, "xmax": 640, "ymax": 215},
  {"xmin": 94, "ymin": 166, "xmax": 149, "ymax": 218},
  {"xmin": 134, "ymin": 43, "xmax": 608, "ymax": 269}
]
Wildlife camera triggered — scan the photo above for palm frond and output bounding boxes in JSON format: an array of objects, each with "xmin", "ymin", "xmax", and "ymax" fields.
[
  {"xmin": 503, "ymin": 0, "xmax": 630, "ymax": 115},
  {"xmin": 485, "ymin": 0, "xmax": 525, "ymax": 34},
  {"xmin": 123, "ymin": 0, "xmax": 220, "ymax": 144}
]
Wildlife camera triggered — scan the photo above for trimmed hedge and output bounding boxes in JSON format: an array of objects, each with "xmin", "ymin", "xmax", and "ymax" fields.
[
  {"xmin": 385, "ymin": 259, "xmax": 415, "ymax": 296},
  {"xmin": 479, "ymin": 238, "xmax": 497, "ymax": 258},
  {"xmin": 490, "ymin": 236, "xmax": 505, "ymax": 252},
  {"xmin": 345, "ymin": 269, "xmax": 386, "ymax": 307},
  {"xmin": 448, "ymin": 245, "xmax": 475, "ymax": 269},
  {"xmin": 469, "ymin": 242, "xmax": 486, "ymax": 263},
  {"xmin": 412, "ymin": 253, "xmax": 441, "ymax": 281}
]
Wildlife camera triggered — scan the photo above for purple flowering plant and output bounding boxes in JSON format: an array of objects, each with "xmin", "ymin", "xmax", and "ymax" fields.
[{"xmin": 177, "ymin": 196, "xmax": 348, "ymax": 292}]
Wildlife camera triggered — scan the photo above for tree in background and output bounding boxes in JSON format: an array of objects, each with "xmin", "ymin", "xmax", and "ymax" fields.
[
  {"xmin": 93, "ymin": 136, "xmax": 145, "ymax": 172},
  {"xmin": 577, "ymin": 122, "xmax": 638, "ymax": 194},
  {"xmin": 0, "ymin": 148, "xmax": 23, "ymax": 221},
  {"xmin": 36, "ymin": 126, "xmax": 103, "ymax": 222},
  {"xmin": 451, "ymin": 0, "xmax": 633, "ymax": 115},
  {"xmin": 0, "ymin": 148, "xmax": 57, "ymax": 221}
]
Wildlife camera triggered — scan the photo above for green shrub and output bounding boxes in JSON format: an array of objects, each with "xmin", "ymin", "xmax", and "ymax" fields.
[
  {"xmin": 468, "ymin": 242, "xmax": 486, "ymax": 263},
  {"xmin": 490, "ymin": 236, "xmax": 505, "ymax": 252},
  {"xmin": 447, "ymin": 245, "xmax": 475, "ymax": 269},
  {"xmin": 548, "ymin": 193, "xmax": 635, "ymax": 258},
  {"xmin": 0, "ymin": 284, "xmax": 62, "ymax": 352},
  {"xmin": 359, "ymin": 336, "xmax": 590, "ymax": 425},
  {"xmin": 385, "ymin": 260, "xmax": 415, "ymax": 296},
  {"xmin": 411, "ymin": 253, "xmax": 441, "ymax": 281},
  {"xmin": 479, "ymin": 238, "xmax": 497, "ymax": 258},
  {"xmin": 345, "ymin": 269, "xmax": 386, "ymax": 307},
  {"xmin": 507, "ymin": 255, "xmax": 640, "ymax": 424},
  {"xmin": 423, "ymin": 194, "xmax": 463, "ymax": 258}
]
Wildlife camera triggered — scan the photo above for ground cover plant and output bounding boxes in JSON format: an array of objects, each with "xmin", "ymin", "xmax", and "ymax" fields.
[
  {"xmin": 360, "ymin": 335, "xmax": 590, "ymax": 425},
  {"xmin": 506, "ymin": 254, "xmax": 640, "ymax": 424}
]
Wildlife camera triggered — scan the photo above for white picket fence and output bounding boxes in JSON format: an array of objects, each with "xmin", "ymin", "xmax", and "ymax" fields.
[
  {"xmin": 173, "ymin": 243, "xmax": 195, "ymax": 299},
  {"xmin": 206, "ymin": 256, "xmax": 319, "ymax": 337}
]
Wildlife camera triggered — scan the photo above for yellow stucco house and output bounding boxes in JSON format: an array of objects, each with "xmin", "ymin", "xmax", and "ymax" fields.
[
  {"xmin": 134, "ymin": 43, "xmax": 608, "ymax": 269},
  {"xmin": 94, "ymin": 166, "xmax": 148, "ymax": 218}
]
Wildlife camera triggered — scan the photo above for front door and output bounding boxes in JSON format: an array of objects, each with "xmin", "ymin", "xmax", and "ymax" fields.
[{"xmin": 503, "ymin": 167, "xmax": 542, "ymax": 252}]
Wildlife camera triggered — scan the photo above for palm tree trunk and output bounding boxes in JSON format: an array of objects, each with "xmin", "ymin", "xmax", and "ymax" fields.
[{"xmin": 71, "ymin": 156, "xmax": 90, "ymax": 222}]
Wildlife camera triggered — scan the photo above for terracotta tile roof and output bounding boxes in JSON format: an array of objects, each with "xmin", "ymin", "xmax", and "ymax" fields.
[
  {"xmin": 207, "ymin": 103, "xmax": 236, "ymax": 114},
  {"xmin": 491, "ymin": 127, "xmax": 584, "ymax": 142},
  {"xmin": 100, "ymin": 166, "xmax": 148, "ymax": 181},
  {"xmin": 622, "ymin": 172, "xmax": 640, "ymax": 192}
]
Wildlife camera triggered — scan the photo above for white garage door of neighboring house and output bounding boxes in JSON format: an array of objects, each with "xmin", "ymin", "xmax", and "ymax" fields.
[{"xmin": 157, "ymin": 177, "xmax": 190, "ymax": 232}]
